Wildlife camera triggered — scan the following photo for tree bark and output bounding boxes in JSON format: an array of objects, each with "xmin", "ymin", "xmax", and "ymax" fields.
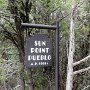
[
  {"xmin": 26, "ymin": 68, "xmax": 34, "ymax": 90},
  {"xmin": 7, "ymin": 1, "xmax": 34, "ymax": 90},
  {"xmin": 66, "ymin": 17, "xmax": 74, "ymax": 90},
  {"xmin": 66, "ymin": 2, "xmax": 75, "ymax": 90},
  {"xmin": 19, "ymin": 69, "xmax": 25, "ymax": 90}
]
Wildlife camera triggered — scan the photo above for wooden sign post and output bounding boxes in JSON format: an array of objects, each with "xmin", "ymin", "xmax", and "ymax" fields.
[{"xmin": 21, "ymin": 22, "xmax": 60, "ymax": 90}]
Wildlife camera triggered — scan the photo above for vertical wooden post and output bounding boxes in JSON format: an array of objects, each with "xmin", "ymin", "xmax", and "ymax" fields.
[{"xmin": 55, "ymin": 22, "xmax": 60, "ymax": 90}]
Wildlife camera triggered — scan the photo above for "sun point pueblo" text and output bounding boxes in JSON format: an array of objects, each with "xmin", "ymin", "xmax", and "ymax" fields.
[{"xmin": 28, "ymin": 41, "xmax": 51, "ymax": 61}]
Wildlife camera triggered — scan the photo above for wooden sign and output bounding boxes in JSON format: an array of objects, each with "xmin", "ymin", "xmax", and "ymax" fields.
[{"xmin": 25, "ymin": 34, "xmax": 52, "ymax": 67}]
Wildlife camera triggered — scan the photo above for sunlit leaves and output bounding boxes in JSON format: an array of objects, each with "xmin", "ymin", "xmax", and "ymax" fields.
[{"xmin": 0, "ymin": 0, "xmax": 8, "ymax": 9}]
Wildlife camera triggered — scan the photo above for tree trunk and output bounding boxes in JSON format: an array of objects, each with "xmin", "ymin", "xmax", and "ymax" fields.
[
  {"xmin": 18, "ymin": 49, "xmax": 25, "ymax": 90},
  {"xmin": 19, "ymin": 49, "xmax": 34, "ymax": 90},
  {"xmin": 7, "ymin": 0, "xmax": 33, "ymax": 90},
  {"xmin": 26, "ymin": 68, "xmax": 34, "ymax": 90},
  {"xmin": 66, "ymin": 16, "xmax": 74, "ymax": 90},
  {"xmin": 66, "ymin": 2, "xmax": 75, "ymax": 90},
  {"xmin": 19, "ymin": 69, "xmax": 25, "ymax": 90}
]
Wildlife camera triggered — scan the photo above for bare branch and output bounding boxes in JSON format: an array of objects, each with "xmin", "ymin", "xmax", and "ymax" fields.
[
  {"xmin": 73, "ymin": 66, "xmax": 90, "ymax": 75},
  {"xmin": 48, "ymin": 5, "xmax": 61, "ymax": 15},
  {"xmin": 0, "ymin": 11, "xmax": 22, "ymax": 23},
  {"xmin": 13, "ymin": 85, "xmax": 21, "ymax": 90},
  {"xmin": 0, "ymin": 24, "xmax": 18, "ymax": 48},
  {"xmin": 1, "ymin": 16, "xmax": 16, "ymax": 32},
  {"xmin": 81, "ymin": 85, "xmax": 90, "ymax": 90},
  {"xmin": 73, "ymin": 55, "xmax": 90, "ymax": 66}
]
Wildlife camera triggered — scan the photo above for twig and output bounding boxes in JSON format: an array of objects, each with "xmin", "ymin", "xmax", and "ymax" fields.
[
  {"xmin": 73, "ymin": 55, "xmax": 90, "ymax": 66},
  {"xmin": 81, "ymin": 85, "xmax": 90, "ymax": 90},
  {"xmin": 73, "ymin": 66, "xmax": 90, "ymax": 75},
  {"xmin": 1, "ymin": 16, "xmax": 16, "ymax": 32}
]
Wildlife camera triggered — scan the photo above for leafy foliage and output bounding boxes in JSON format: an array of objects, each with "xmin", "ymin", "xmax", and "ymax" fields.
[{"xmin": 0, "ymin": 0, "xmax": 90, "ymax": 90}]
